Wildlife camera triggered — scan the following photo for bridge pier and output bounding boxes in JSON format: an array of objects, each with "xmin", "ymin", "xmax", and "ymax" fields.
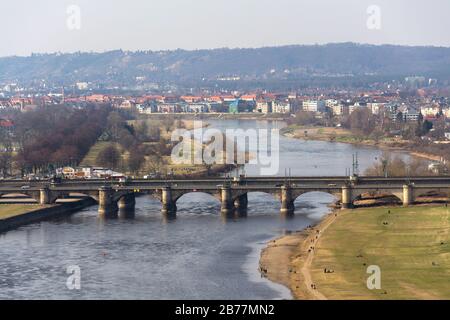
[
  {"xmin": 234, "ymin": 193, "xmax": 248, "ymax": 214},
  {"xmin": 98, "ymin": 186, "xmax": 118, "ymax": 215},
  {"xmin": 220, "ymin": 186, "xmax": 234, "ymax": 215},
  {"xmin": 161, "ymin": 187, "xmax": 177, "ymax": 216},
  {"xmin": 118, "ymin": 193, "xmax": 136, "ymax": 215},
  {"xmin": 280, "ymin": 186, "xmax": 295, "ymax": 215},
  {"xmin": 341, "ymin": 185, "xmax": 353, "ymax": 209},
  {"xmin": 118, "ymin": 193, "xmax": 136, "ymax": 210},
  {"xmin": 403, "ymin": 184, "xmax": 414, "ymax": 206},
  {"xmin": 39, "ymin": 187, "xmax": 50, "ymax": 205}
]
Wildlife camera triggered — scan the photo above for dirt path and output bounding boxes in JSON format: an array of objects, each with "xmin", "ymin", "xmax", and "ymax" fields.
[{"xmin": 300, "ymin": 213, "xmax": 338, "ymax": 300}]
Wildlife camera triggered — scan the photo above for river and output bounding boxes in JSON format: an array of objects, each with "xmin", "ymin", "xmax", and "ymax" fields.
[{"xmin": 0, "ymin": 120, "xmax": 416, "ymax": 299}]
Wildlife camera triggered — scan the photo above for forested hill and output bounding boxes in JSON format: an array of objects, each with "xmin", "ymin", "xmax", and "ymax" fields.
[{"xmin": 1, "ymin": 43, "xmax": 450, "ymax": 87}]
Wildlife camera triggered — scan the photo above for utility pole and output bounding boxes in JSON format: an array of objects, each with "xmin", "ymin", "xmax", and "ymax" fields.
[{"xmin": 352, "ymin": 152, "xmax": 359, "ymax": 176}]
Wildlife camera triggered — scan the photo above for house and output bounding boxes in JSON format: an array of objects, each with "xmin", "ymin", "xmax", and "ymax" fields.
[
  {"xmin": 180, "ymin": 96, "xmax": 203, "ymax": 103},
  {"xmin": 222, "ymin": 95, "xmax": 237, "ymax": 102},
  {"xmin": 205, "ymin": 96, "xmax": 223, "ymax": 103},
  {"xmin": 0, "ymin": 119, "xmax": 14, "ymax": 129},
  {"xmin": 56, "ymin": 167, "xmax": 76, "ymax": 179},
  {"xmin": 85, "ymin": 95, "xmax": 109, "ymax": 103},
  {"xmin": 118, "ymin": 100, "xmax": 135, "ymax": 109},
  {"xmin": 241, "ymin": 94, "xmax": 257, "ymax": 102}
]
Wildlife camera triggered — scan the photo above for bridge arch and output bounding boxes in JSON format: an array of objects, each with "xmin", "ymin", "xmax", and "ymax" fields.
[
  {"xmin": 292, "ymin": 190, "xmax": 340, "ymax": 203},
  {"xmin": 174, "ymin": 191, "xmax": 221, "ymax": 214},
  {"xmin": 173, "ymin": 190, "xmax": 221, "ymax": 203},
  {"xmin": 351, "ymin": 189, "xmax": 403, "ymax": 207},
  {"xmin": 245, "ymin": 191, "xmax": 280, "ymax": 201},
  {"xmin": 0, "ymin": 192, "xmax": 40, "ymax": 203}
]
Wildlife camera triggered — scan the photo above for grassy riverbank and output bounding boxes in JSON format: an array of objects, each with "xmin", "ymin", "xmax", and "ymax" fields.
[
  {"xmin": 81, "ymin": 118, "xmax": 234, "ymax": 177},
  {"xmin": 0, "ymin": 204, "xmax": 47, "ymax": 220},
  {"xmin": 281, "ymin": 125, "xmax": 443, "ymax": 162},
  {"xmin": 261, "ymin": 205, "xmax": 450, "ymax": 300}
]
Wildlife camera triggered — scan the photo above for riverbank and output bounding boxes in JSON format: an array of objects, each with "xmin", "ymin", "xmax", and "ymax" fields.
[
  {"xmin": 260, "ymin": 204, "xmax": 450, "ymax": 299},
  {"xmin": 0, "ymin": 204, "xmax": 47, "ymax": 220},
  {"xmin": 281, "ymin": 125, "xmax": 443, "ymax": 163},
  {"xmin": 0, "ymin": 198, "xmax": 96, "ymax": 233}
]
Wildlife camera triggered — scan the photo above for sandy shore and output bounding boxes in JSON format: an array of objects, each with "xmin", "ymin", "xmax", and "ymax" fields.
[
  {"xmin": 261, "ymin": 203, "xmax": 450, "ymax": 300},
  {"xmin": 259, "ymin": 210, "xmax": 338, "ymax": 300}
]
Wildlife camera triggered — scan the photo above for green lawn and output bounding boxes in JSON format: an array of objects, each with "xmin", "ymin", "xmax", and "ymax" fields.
[
  {"xmin": 311, "ymin": 206, "xmax": 450, "ymax": 299},
  {"xmin": 0, "ymin": 205, "xmax": 45, "ymax": 220},
  {"xmin": 80, "ymin": 141, "xmax": 125, "ymax": 167}
]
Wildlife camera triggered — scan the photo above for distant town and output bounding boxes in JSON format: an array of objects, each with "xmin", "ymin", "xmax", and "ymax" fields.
[{"xmin": 1, "ymin": 75, "xmax": 450, "ymax": 141}]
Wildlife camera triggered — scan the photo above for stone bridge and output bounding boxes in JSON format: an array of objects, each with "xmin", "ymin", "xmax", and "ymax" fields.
[{"xmin": 1, "ymin": 176, "xmax": 450, "ymax": 216}]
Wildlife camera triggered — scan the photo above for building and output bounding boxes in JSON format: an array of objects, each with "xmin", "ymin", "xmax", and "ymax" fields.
[
  {"xmin": 180, "ymin": 96, "xmax": 203, "ymax": 103},
  {"xmin": 349, "ymin": 102, "xmax": 368, "ymax": 114},
  {"xmin": 76, "ymin": 82, "xmax": 89, "ymax": 90},
  {"xmin": 209, "ymin": 102, "xmax": 226, "ymax": 113},
  {"xmin": 136, "ymin": 102, "xmax": 158, "ymax": 114},
  {"xmin": 0, "ymin": 118, "xmax": 14, "ymax": 129},
  {"xmin": 241, "ymin": 94, "xmax": 257, "ymax": 102},
  {"xmin": 84, "ymin": 95, "xmax": 109, "ymax": 103},
  {"xmin": 391, "ymin": 105, "xmax": 421, "ymax": 122},
  {"xmin": 303, "ymin": 100, "xmax": 326, "ymax": 112},
  {"xmin": 255, "ymin": 99, "xmax": 272, "ymax": 114},
  {"xmin": 182, "ymin": 103, "xmax": 210, "ymax": 113},
  {"xmin": 272, "ymin": 100, "xmax": 291, "ymax": 113},
  {"xmin": 157, "ymin": 103, "xmax": 182, "ymax": 113},
  {"xmin": 228, "ymin": 99, "xmax": 254, "ymax": 113},
  {"xmin": 367, "ymin": 102, "xmax": 385, "ymax": 115},
  {"xmin": 331, "ymin": 104, "xmax": 348, "ymax": 116},
  {"xmin": 118, "ymin": 100, "xmax": 135, "ymax": 109},
  {"xmin": 402, "ymin": 107, "xmax": 421, "ymax": 122},
  {"xmin": 421, "ymin": 105, "xmax": 441, "ymax": 117}
]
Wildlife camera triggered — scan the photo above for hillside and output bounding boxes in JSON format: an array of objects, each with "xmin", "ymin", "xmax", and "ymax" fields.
[{"xmin": 2, "ymin": 43, "xmax": 450, "ymax": 88}]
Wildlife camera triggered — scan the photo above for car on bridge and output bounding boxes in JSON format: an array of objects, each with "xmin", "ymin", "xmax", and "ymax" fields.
[{"xmin": 328, "ymin": 183, "xmax": 337, "ymax": 187}]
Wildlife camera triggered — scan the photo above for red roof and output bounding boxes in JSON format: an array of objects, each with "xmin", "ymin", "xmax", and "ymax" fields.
[{"xmin": 0, "ymin": 119, "xmax": 14, "ymax": 127}]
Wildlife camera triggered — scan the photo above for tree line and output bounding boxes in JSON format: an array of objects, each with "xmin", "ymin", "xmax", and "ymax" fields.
[{"xmin": 0, "ymin": 104, "xmax": 111, "ymax": 176}]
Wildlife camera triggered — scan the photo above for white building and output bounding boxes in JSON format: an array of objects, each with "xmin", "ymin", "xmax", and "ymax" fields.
[
  {"xmin": 421, "ymin": 105, "xmax": 440, "ymax": 117},
  {"xmin": 367, "ymin": 103, "xmax": 385, "ymax": 115},
  {"xmin": 442, "ymin": 107, "xmax": 450, "ymax": 118},
  {"xmin": 303, "ymin": 100, "xmax": 326, "ymax": 112},
  {"xmin": 331, "ymin": 104, "xmax": 348, "ymax": 116},
  {"xmin": 76, "ymin": 82, "xmax": 89, "ymax": 90},
  {"xmin": 255, "ymin": 100, "xmax": 272, "ymax": 114},
  {"xmin": 272, "ymin": 100, "xmax": 291, "ymax": 113},
  {"xmin": 349, "ymin": 102, "xmax": 368, "ymax": 114},
  {"xmin": 393, "ymin": 105, "xmax": 421, "ymax": 122},
  {"xmin": 183, "ymin": 103, "xmax": 209, "ymax": 113}
]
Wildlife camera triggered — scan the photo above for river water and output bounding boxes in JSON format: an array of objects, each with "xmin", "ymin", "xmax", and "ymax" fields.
[{"xmin": 0, "ymin": 120, "xmax": 415, "ymax": 299}]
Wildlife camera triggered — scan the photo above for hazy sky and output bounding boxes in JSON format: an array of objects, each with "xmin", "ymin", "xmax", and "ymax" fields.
[{"xmin": 1, "ymin": 0, "xmax": 449, "ymax": 57}]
